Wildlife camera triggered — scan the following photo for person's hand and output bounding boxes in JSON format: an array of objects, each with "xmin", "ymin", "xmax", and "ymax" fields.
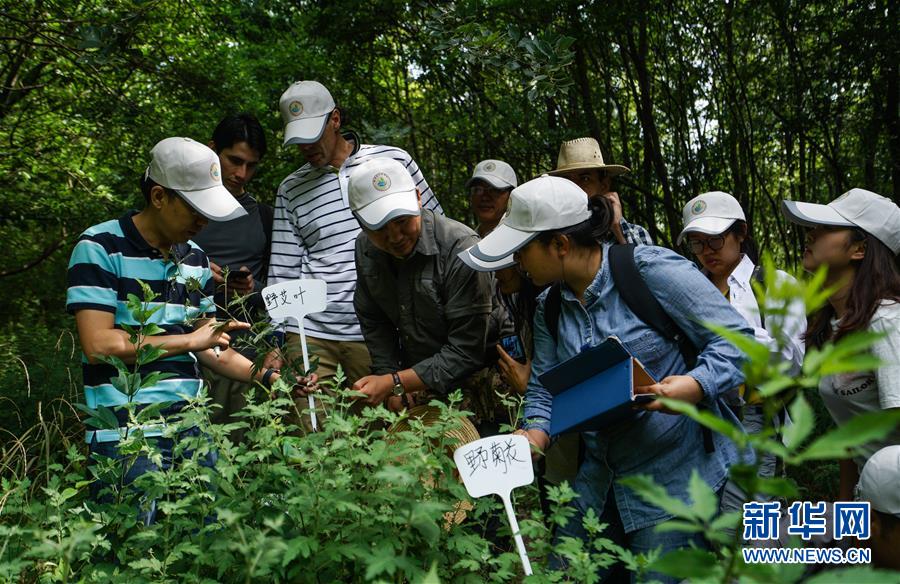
[
  {"xmin": 602, "ymin": 191, "xmax": 626, "ymax": 243},
  {"xmin": 209, "ymin": 261, "xmax": 226, "ymax": 285},
  {"xmin": 351, "ymin": 374, "xmax": 393, "ymax": 406},
  {"xmin": 603, "ymin": 191, "xmax": 624, "ymax": 225},
  {"xmin": 496, "ymin": 345, "xmax": 531, "ymax": 394},
  {"xmin": 262, "ymin": 348, "xmax": 285, "ymax": 370},
  {"xmin": 385, "ymin": 393, "xmax": 416, "ymax": 413},
  {"xmin": 191, "ymin": 320, "xmax": 251, "ymax": 352},
  {"xmin": 225, "ymin": 265, "xmax": 254, "ymax": 296},
  {"xmin": 634, "ymin": 375, "xmax": 704, "ymax": 414},
  {"xmin": 515, "ymin": 428, "xmax": 550, "ymax": 461},
  {"xmin": 282, "ymin": 372, "xmax": 319, "ymax": 398}
]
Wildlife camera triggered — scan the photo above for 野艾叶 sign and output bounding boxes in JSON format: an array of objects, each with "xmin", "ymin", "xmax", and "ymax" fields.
[{"xmin": 262, "ymin": 279, "xmax": 327, "ymax": 431}]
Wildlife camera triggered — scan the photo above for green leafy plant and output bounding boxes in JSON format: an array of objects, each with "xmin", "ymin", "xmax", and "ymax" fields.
[{"xmin": 618, "ymin": 257, "xmax": 900, "ymax": 583}]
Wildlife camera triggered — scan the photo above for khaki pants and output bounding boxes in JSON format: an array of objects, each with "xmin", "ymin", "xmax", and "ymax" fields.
[
  {"xmin": 284, "ymin": 334, "xmax": 372, "ymax": 430},
  {"xmin": 202, "ymin": 366, "xmax": 252, "ymax": 444}
]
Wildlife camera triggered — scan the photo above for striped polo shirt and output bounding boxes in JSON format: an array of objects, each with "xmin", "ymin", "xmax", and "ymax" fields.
[
  {"xmin": 268, "ymin": 134, "xmax": 442, "ymax": 340},
  {"xmin": 66, "ymin": 211, "xmax": 216, "ymax": 442}
]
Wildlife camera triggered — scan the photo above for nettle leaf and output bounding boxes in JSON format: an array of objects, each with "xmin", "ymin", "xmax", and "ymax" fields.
[
  {"xmin": 135, "ymin": 401, "xmax": 174, "ymax": 423},
  {"xmin": 109, "ymin": 369, "xmax": 132, "ymax": 394},
  {"xmin": 618, "ymin": 474, "xmax": 697, "ymax": 520},
  {"xmin": 782, "ymin": 393, "xmax": 815, "ymax": 450},
  {"xmin": 94, "ymin": 353, "xmax": 128, "ymax": 372},
  {"xmin": 754, "ymin": 477, "xmax": 799, "ymax": 499},
  {"xmin": 96, "ymin": 405, "xmax": 120, "ymax": 430},
  {"xmin": 137, "ymin": 343, "xmax": 167, "ymax": 365},
  {"xmin": 74, "ymin": 403, "xmax": 106, "ymax": 430},
  {"xmin": 756, "ymin": 376, "xmax": 797, "ymax": 399},
  {"xmin": 141, "ymin": 323, "xmax": 166, "ymax": 337},
  {"xmin": 140, "ymin": 372, "xmax": 176, "ymax": 389},
  {"xmin": 705, "ymin": 322, "xmax": 769, "ymax": 364},
  {"xmin": 656, "ymin": 398, "xmax": 744, "ymax": 442},
  {"xmin": 794, "ymin": 410, "xmax": 900, "ymax": 462},
  {"xmin": 687, "ymin": 470, "xmax": 718, "ymax": 522},
  {"xmin": 649, "ymin": 548, "xmax": 720, "ymax": 580}
]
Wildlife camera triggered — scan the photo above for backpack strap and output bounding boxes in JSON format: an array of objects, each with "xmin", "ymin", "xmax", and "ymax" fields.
[
  {"xmin": 608, "ymin": 245, "xmax": 698, "ymax": 369},
  {"xmin": 544, "ymin": 283, "xmax": 562, "ymax": 345},
  {"xmin": 608, "ymin": 244, "xmax": 714, "ymax": 453}
]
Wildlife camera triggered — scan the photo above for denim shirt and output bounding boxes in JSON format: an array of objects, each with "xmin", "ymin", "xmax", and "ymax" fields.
[{"xmin": 523, "ymin": 244, "xmax": 752, "ymax": 532}]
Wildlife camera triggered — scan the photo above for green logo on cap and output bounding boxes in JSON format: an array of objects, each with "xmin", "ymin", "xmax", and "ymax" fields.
[
  {"xmin": 372, "ymin": 172, "xmax": 391, "ymax": 192},
  {"xmin": 484, "ymin": 162, "xmax": 496, "ymax": 172},
  {"xmin": 210, "ymin": 163, "xmax": 220, "ymax": 181},
  {"xmin": 289, "ymin": 100, "xmax": 303, "ymax": 117},
  {"xmin": 691, "ymin": 200, "xmax": 707, "ymax": 215}
]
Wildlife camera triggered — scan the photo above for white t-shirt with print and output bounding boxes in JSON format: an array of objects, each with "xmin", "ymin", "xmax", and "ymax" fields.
[{"xmin": 819, "ymin": 301, "xmax": 900, "ymax": 468}]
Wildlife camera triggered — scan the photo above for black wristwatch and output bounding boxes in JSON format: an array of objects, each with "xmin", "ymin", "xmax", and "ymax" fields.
[
  {"xmin": 391, "ymin": 371, "xmax": 404, "ymax": 396},
  {"xmin": 262, "ymin": 368, "xmax": 278, "ymax": 388}
]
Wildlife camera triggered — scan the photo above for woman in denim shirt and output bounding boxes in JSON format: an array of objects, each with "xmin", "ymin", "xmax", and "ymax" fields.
[{"xmin": 460, "ymin": 176, "xmax": 752, "ymax": 581}]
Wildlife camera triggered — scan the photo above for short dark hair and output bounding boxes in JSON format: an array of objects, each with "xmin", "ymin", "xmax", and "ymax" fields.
[
  {"xmin": 726, "ymin": 220, "xmax": 759, "ymax": 264},
  {"xmin": 210, "ymin": 113, "xmax": 267, "ymax": 158},
  {"xmin": 140, "ymin": 173, "xmax": 175, "ymax": 205}
]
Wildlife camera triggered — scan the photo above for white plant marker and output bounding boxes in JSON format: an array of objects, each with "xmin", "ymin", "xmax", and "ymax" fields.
[
  {"xmin": 453, "ymin": 434, "xmax": 534, "ymax": 575},
  {"xmin": 261, "ymin": 279, "xmax": 327, "ymax": 431}
]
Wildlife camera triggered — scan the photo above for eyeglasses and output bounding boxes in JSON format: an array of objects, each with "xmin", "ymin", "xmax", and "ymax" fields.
[
  {"xmin": 469, "ymin": 185, "xmax": 508, "ymax": 198},
  {"xmin": 687, "ymin": 236, "xmax": 726, "ymax": 254}
]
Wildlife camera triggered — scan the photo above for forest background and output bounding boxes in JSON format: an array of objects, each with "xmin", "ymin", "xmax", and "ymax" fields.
[{"xmin": 1, "ymin": 0, "xmax": 898, "ymax": 481}]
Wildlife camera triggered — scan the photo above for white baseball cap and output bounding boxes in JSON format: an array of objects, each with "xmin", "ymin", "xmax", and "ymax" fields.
[
  {"xmin": 782, "ymin": 188, "xmax": 900, "ymax": 255},
  {"xmin": 857, "ymin": 445, "xmax": 900, "ymax": 517},
  {"xmin": 279, "ymin": 81, "xmax": 336, "ymax": 146},
  {"xmin": 146, "ymin": 137, "xmax": 246, "ymax": 222},
  {"xmin": 465, "ymin": 159, "xmax": 518, "ymax": 190},
  {"xmin": 348, "ymin": 158, "xmax": 420, "ymax": 230},
  {"xmin": 677, "ymin": 191, "xmax": 746, "ymax": 245},
  {"xmin": 459, "ymin": 175, "xmax": 590, "ymax": 271}
]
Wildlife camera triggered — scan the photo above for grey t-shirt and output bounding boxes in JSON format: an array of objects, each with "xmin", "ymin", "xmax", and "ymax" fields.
[
  {"xmin": 192, "ymin": 193, "xmax": 271, "ymax": 357},
  {"xmin": 819, "ymin": 301, "xmax": 900, "ymax": 468}
]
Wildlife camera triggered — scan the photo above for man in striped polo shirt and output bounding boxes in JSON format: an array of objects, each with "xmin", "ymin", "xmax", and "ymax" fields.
[
  {"xmin": 68, "ymin": 138, "xmax": 305, "ymax": 520},
  {"xmin": 269, "ymin": 80, "xmax": 442, "ymax": 389}
]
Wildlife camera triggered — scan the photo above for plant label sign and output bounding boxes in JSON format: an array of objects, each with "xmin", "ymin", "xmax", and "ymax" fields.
[
  {"xmin": 454, "ymin": 434, "xmax": 534, "ymax": 575},
  {"xmin": 262, "ymin": 279, "xmax": 327, "ymax": 431}
]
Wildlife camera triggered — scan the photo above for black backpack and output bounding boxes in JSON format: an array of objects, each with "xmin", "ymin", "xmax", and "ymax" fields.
[{"xmin": 542, "ymin": 244, "xmax": 717, "ymax": 452}]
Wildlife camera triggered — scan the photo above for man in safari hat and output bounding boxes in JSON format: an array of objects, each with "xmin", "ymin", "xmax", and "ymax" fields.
[{"xmin": 549, "ymin": 137, "xmax": 652, "ymax": 246}]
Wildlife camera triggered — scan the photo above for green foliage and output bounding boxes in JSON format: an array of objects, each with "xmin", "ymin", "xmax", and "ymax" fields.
[
  {"xmin": 0, "ymin": 283, "xmax": 624, "ymax": 582},
  {"xmin": 620, "ymin": 258, "xmax": 900, "ymax": 583}
]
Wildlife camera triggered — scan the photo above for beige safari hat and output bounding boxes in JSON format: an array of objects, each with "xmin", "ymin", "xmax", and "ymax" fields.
[{"xmin": 548, "ymin": 137, "xmax": 630, "ymax": 177}]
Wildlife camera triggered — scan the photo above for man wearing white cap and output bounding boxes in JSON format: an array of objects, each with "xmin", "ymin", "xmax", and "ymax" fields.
[
  {"xmin": 67, "ymin": 137, "xmax": 308, "ymax": 521},
  {"xmin": 269, "ymin": 80, "xmax": 442, "ymax": 388},
  {"xmin": 548, "ymin": 137, "xmax": 653, "ymax": 246},
  {"xmin": 783, "ymin": 188, "xmax": 900, "ymax": 500},
  {"xmin": 347, "ymin": 158, "xmax": 500, "ymax": 419},
  {"xmin": 466, "ymin": 159, "xmax": 517, "ymax": 237}
]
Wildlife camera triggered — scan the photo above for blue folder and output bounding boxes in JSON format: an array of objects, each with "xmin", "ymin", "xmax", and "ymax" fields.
[{"xmin": 539, "ymin": 336, "xmax": 657, "ymax": 436}]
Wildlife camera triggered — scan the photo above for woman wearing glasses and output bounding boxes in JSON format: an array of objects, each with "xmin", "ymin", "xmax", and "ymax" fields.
[{"xmin": 678, "ymin": 191, "xmax": 806, "ymax": 479}]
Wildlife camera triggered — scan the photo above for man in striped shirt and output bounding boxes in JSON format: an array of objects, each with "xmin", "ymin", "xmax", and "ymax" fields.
[
  {"xmin": 67, "ymin": 138, "xmax": 305, "ymax": 520},
  {"xmin": 269, "ymin": 80, "xmax": 442, "ymax": 388}
]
